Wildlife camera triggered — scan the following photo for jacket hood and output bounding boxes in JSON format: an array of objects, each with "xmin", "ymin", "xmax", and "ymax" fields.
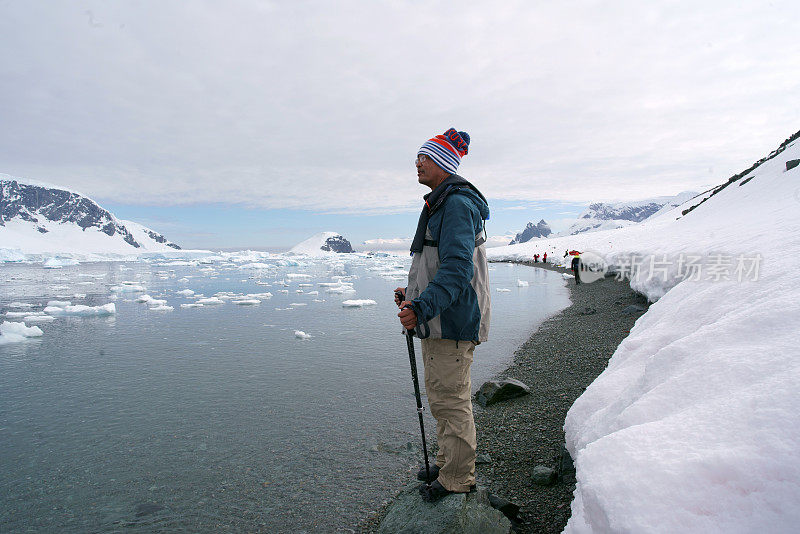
[
  {"xmin": 425, "ymin": 174, "xmax": 490, "ymax": 220},
  {"xmin": 410, "ymin": 174, "xmax": 489, "ymax": 254}
]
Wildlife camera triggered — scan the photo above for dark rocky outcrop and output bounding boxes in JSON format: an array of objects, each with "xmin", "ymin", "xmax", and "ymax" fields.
[
  {"xmin": 475, "ymin": 379, "xmax": 530, "ymax": 407},
  {"xmin": 509, "ymin": 220, "xmax": 551, "ymax": 245},
  {"xmin": 377, "ymin": 481, "xmax": 511, "ymax": 534},
  {"xmin": 787, "ymin": 159, "xmax": 800, "ymax": 171},
  {"xmin": 321, "ymin": 234, "xmax": 354, "ymax": 253}
]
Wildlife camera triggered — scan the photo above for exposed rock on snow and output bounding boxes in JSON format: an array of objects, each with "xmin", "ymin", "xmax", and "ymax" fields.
[
  {"xmin": 509, "ymin": 219, "xmax": 552, "ymax": 244},
  {"xmin": 0, "ymin": 174, "xmax": 181, "ymax": 254},
  {"xmin": 289, "ymin": 232, "xmax": 354, "ymax": 255},
  {"xmin": 562, "ymin": 191, "xmax": 698, "ymax": 236}
]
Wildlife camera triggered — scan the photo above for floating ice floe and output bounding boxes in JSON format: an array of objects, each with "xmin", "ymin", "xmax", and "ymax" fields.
[
  {"xmin": 496, "ymin": 288, "xmax": 511, "ymax": 292},
  {"xmin": 289, "ymin": 302, "xmax": 307, "ymax": 306},
  {"xmin": 246, "ymin": 292, "xmax": 272, "ymax": 299},
  {"xmin": 325, "ymin": 283, "xmax": 356, "ymax": 294},
  {"xmin": 5, "ymin": 311, "xmax": 41, "ymax": 318},
  {"xmin": 136, "ymin": 294, "xmax": 155, "ymax": 303},
  {"xmin": 178, "ymin": 277, "xmax": 190, "ymax": 283},
  {"xmin": 294, "ymin": 330, "xmax": 311, "ymax": 339},
  {"xmin": 47, "ymin": 300, "xmax": 71, "ymax": 307},
  {"xmin": 298, "ymin": 283, "xmax": 313, "ymax": 287},
  {"xmin": 43, "ymin": 257, "xmax": 79, "ymax": 269},
  {"xmin": 149, "ymin": 305, "xmax": 174, "ymax": 311},
  {"xmin": 24, "ymin": 315, "xmax": 55, "ymax": 323},
  {"xmin": 278, "ymin": 289, "xmax": 289, "ymax": 294},
  {"xmin": 307, "ymin": 291, "xmax": 319, "ymax": 296},
  {"xmin": 517, "ymin": 280, "xmax": 529, "ymax": 287},
  {"xmin": 196, "ymin": 297, "xmax": 224, "ymax": 305},
  {"xmin": 176, "ymin": 289, "xmax": 195, "ymax": 296},
  {"xmin": 342, "ymin": 299, "xmax": 378, "ymax": 307},
  {"xmin": 180, "ymin": 303, "xmax": 203, "ymax": 308},
  {"xmin": 0, "ymin": 321, "xmax": 44, "ymax": 343},
  {"xmin": 44, "ymin": 303, "xmax": 116, "ymax": 317},
  {"xmin": 111, "ymin": 284, "xmax": 146, "ymax": 293},
  {"xmin": 233, "ymin": 299, "xmax": 260, "ymax": 305},
  {"xmin": 8, "ymin": 302, "xmax": 34, "ymax": 308}
]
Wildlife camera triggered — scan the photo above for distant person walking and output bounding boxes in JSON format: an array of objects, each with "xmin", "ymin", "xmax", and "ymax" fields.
[
  {"xmin": 395, "ymin": 128, "xmax": 490, "ymax": 503},
  {"xmin": 533, "ymin": 254, "xmax": 539, "ymax": 263},
  {"xmin": 543, "ymin": 252, "xmax": 547, "ymax": 263},
  {"xmin": 571, "ymin": 254, "xmax": 581, "ymax": 284}
]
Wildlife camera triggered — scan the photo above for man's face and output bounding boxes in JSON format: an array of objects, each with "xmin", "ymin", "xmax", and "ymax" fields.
[{"xmin": 415, "ymin": 154, "xmax": 449, "ymax": 189}]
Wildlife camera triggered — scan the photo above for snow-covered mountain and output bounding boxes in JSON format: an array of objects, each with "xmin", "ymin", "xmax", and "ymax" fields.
[
  {"xmin": 563, "ymin": 191, "xmax": 699, "ymax": 236},
  {"xmin": 289, "ymin": 231, "xmax": 354, "ymax": 255},
  {"xmin": 489, "ymin": 129, "xmax": 800, "ymax": 532},
  {"xmin": 509, "ymin": 219, "xmax": 552, "ymax": 244},
  {"xmin": 0, "ymin": 175, "xmax": 181, "ymax": 255}
]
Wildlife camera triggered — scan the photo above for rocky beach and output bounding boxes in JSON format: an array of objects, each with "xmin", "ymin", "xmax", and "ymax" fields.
[{"xmin": 360, "ymin": 260, "xmax": 649, "ymax": 533}]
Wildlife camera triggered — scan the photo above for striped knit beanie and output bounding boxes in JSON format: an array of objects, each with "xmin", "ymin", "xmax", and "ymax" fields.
[{"xmin": 418, "ymin": 128, "xmax": 470, "ymax": 174}]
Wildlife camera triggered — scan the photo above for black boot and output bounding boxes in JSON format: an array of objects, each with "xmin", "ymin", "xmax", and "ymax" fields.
[
  {"xmin": 419, "ymin": 480, "xmax": 453, "ymax": 502},
  {"xmin": 416, "ymin": 463, "xmax": 440, "ymax": 482}
]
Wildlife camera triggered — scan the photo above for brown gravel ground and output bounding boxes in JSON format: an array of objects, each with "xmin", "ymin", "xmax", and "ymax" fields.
[{"xmin": 359, "ymin": 260, "xmax": 649, "ymax": 533}]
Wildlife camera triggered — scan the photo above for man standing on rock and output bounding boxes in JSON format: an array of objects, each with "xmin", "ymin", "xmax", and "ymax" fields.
[{"xmin": 394, "ymin": 128, "xmax": 491, "ymax": 503}]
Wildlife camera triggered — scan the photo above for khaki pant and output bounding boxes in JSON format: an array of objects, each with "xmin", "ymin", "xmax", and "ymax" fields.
[{"xmin": 421, "ymin": 338, "xmax": 477, "ymax": 492}]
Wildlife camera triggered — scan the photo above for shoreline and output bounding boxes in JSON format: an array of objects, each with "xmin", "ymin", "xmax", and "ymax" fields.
[
  {"xmin": 472, "ymin": 261, "xmax": 648, "ymax": 533},
  {"xmin": 359, "ymin": 261, "xmax": 648, "ymax": 533}
]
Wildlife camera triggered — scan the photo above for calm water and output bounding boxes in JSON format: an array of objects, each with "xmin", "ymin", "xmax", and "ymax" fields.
[{"xmin": 0, "ymin": 253, "xmax": 569, "ymax": 533}]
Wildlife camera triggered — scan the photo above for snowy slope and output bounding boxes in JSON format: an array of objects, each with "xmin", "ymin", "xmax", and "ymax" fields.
[
  {"xmin": 1, "ymin": 174, "xmax": 180, "ymax": 256},
  {"xmin": 489, "ymin": 133, "xmax": 800, "ymax": 532}
]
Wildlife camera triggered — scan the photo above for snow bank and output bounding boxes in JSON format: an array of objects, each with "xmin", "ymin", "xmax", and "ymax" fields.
[
  {"xmin": 486, "ymin": 138, "xmax": 800, "ymax": 532},
  {"xmin": 483, "ymin": 136, "xmax": 800, "ymax": 531}
]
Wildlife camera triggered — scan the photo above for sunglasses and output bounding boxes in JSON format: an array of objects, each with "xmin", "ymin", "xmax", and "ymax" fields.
[{"xmin": 415, "ymin": 154, "xmax": 428, "ymax": 165}]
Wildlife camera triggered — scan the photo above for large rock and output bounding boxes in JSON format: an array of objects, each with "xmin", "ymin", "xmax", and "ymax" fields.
[
  {"xmin": 475, "ymin": 379, "xmax": 530, "ymax": 407},
  {"xmin": 377, "ymin": 481, "xmax": 511, "ymax": 534}
]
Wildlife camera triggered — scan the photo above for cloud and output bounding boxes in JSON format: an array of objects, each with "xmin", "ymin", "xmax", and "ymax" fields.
[{"xmin": 1, "ymin": 1, "xmax": 798, "ymax": 213}]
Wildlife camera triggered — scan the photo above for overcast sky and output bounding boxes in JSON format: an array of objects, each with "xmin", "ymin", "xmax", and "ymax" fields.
[{"xmin": 1, "ymin": 1, "xmax": 798, "ymax": 248}]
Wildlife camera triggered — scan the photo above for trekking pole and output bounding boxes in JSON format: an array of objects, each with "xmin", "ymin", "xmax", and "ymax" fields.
[{"xmin": 397, "ymin": 292, "xmax": 432, "ymax": 486}]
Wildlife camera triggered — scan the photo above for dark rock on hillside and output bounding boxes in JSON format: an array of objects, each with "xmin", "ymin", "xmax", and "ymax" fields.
[
  {"xmin": 321, "ymin": 234, "xmax": 354, "ymax": 253},
  {"xmin": 681, "ymin": 128, "xmax": 800, "ymax": 217},
  {"xmin": 509, "ymin": 219, "xmax": 551, "ymax": 245}
]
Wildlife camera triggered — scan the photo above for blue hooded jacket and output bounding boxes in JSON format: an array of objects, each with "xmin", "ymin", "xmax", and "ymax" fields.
[{"xmin": 406, "ymin": 175, "xmax": 491, "ymax": 342}]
